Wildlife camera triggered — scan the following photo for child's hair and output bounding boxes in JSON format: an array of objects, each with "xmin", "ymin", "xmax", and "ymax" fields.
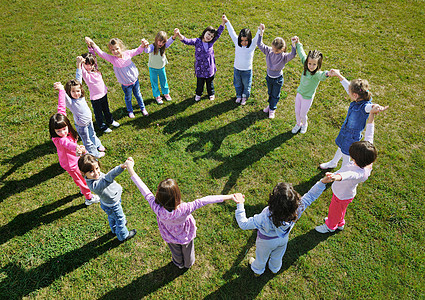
[
  {"xmin": 200, "ymin": 26, "xmax": 217, "ymax": 40},
  {"xmin": 64, "ymin": 79, "xmax": 85, "ymax": 99},
  {"xmin": 155, "ymin": 178, "xmax": 182, "ymax": 212},
  {"xmin": 303, "ymin": 50, "xmax": 323, "ymax": 76},
  {"xmin": 349, "ymin": 79, "xmax": 372, "ymax": 101},
  {"xmin": 81, "ymin": 52, "xmax": 97, "ymax": 70},
  {"xmin": 49, "ymin": 113, "xmax": 78, "ymax": 140},
  {"xmin": 154, "ymin": 31, "xmax": 168, "ymax": 56},
  {"xmin": 272, "ymin": 37, "xmax": 286, "ymax": 52},
  {"xmin": 238, "ymin": 28, "xmax": 252, "ymax": 47},
  {"xmin": 78, "ymin": 154, "xmax": 100, "ymax": 174},
  {"xmin": 108, "ymin": 38, "xmax": 126, "ymax": 51},
  {"xmin": 268, "ymin": 182, "xmax": 301, "ymax": 227},
  {"xmin": 349, "ymin": 141, "xmax": 377, "ymax": 168}
]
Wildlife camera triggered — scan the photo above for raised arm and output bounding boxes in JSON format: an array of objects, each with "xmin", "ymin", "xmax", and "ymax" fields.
[
  {"xmin": 75, "ymin": 56, "xmax": 84, "ymax": 84},
  {"xmin": 54, "ymin": 82, "xmax": 66, "ymax": 116},
  {"xmin": 126, "ymin": 158, "xmax": 154, "ymax": 198},
  {"xmin": 225, "ymin": 20, "xmax": 239, "ymax": 45}
]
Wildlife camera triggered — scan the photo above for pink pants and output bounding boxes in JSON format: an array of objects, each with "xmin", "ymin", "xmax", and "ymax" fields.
[
  {"xmin": 294, "ymin": 93, "xmax": 313, "ymax": 126},
  {"xmin": 66, "ymin": 168, "xmax": 92, "ymax": 200},
  {"xmin": 325, "ymin": 193, "xmax": 354, "ymax": 230}
]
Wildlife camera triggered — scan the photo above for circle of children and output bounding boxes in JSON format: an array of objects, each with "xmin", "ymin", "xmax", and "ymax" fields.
[{"xmin": 48, "ymin": 14, "xmax": 389, "ymax": 276}]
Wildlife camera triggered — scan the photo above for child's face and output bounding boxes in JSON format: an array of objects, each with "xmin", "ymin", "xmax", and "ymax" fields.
[
  {"xmin": 156, "ymin": 39, "xmax": 166, "ymax": 48},
  {"xmin": 83, "ymin": 63, "xmax": 95, "ymax": 72},
  {"xmin": 272, "ymin": 46, "xmax": 284, "ymax": 54},
  {"xmin": 307, "ymin": 57, "xmax": 319, "ymax": 72},
  {"xmin": 240, "ymin": 37, "xmax": 249, "ymax": 47},
  {"xmin": 85, "ymin": 162, "xmax": 100, "ymax": 180},
  {"xmin": 109, "ymin": 44, "xmax": 123, "ymax": 58},
  {"xmin": 70, "ymin": 85, "xmax": 82, "ymax": 99},
  {"xmin": 203, "ymin": 31, "xmax": 215, "ymax": 42},
  {"xmin": 55, "ymin": 126, "xmax": 68, "ymax": 138}
]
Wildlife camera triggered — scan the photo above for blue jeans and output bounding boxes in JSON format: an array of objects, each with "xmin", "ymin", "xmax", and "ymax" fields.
[
  {"xmin": 266, "ymin": 75, "xmax": 284, "ymax": 111},
  {"xmin": 91, "ymin": 94, "xmax": 113, "ymax": 131},
  {"xmin": 75, "ymin": 122, "xmax": 102, "ymax": 157},
  {"xmin": 121, "ymin": 79, "xmax": 145, "ymax": 112},
  {"xmin": 100, "ymin": 201, "xmax": 129, "ymax": 241},
  {"xmin": 149, "ymin": 67, "xmax": 169, "ymax": 98},
  {"xmin": 233, "ymin": 68, "xmax": 252, "ymax": 98}
]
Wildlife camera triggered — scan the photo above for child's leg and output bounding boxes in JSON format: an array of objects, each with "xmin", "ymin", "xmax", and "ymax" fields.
[
  {"xmin": 121, "ymin": 84, "xmax": 134, "ymax": 113},
  {"xmin": 158, "ymin": 67, "xmax": 169, "ymax": 95},
  {"xmin": 299, "ymin": 96, "xmax": 313, "ymax": 125},
  {"xmin": 241, "ymin": 69, "xmax": 253, "ymax": 99},
  {"xmin": 325, "ymin": 194, "xmax": 353, "ymax": 230},
  {"xmin": 75, "ymin": 124, "xmax": 100, "ymax": 157},
  {"xmin": 167, "ymin": 242, "xmax": 184, "ymax": 268},
  {"xmin": 323, "ymin": 147, "xmax": 343, "ymax": 167},
  {"xmin": 100, "ymin": 201, "xmax": 129, "ymax": 241},
  {"xmin": 195, "ymin": 77, "xmax": 205, "ymax": 96},
  {"xmin": 67, "ymin": 169, "xmax": 92, "ymax": 200},
  {"xmin": 181, "ymin": 239, "xmax": 195, "ymax": 268},
  {"xmin": 294, "ymin": 93, "xmax": 303, "ymax": 125},
  {"xmin": 233, "ymin": 68, "xmax": 243, "ymax": 98},
  {"xmin": 90, "ymin": 99, "xmax": 107, "ymax": 131},
  {"xmin": 205, "ymin": 75, "xmax": 215, "ymax": 96},
  {"xmin": 251, "ymin": 237, "xmax": 273, "ymax": 275},
  {"xmin": 87, "ymin": 122, "xmax": 103, "ymax": 150},
  {"xmin": 131, "ymin": 79, "xmax": 146, "ymax": 110},
  {"xmin": 341, "ymin": 153, "xmax": 351, "ymax": 167},
  {"xmin": 99, "ymin": 94, "xmax": 114, "ymax": 125},
  {"xmin": 149, "ymin": 67, "xmax": 161, "ymax": 98},
  {"xmin": 268, "ymin": 236, "xmax": 289, "ymax": 274},
  {"xmin": 267, "ymin": 75, "xmax": 284, "ymax": 111}
]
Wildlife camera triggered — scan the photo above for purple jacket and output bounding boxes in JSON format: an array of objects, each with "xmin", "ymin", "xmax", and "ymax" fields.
[{"xmin": 181, "ymin": 25, "xmax": 224, "ymax": 78}]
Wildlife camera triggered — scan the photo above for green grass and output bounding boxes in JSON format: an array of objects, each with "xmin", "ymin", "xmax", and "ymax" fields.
[{"xmin": 1, "ymin": 0, "xmax": 424, "ymax": 298}]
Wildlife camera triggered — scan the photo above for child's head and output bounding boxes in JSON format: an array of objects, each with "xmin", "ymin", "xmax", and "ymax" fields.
[
  {"xmin": 81, "ymin": 52, "xmax": 97, "ymax": 72},
  {"xmin": 268, "ymin": 182, "xmax": 301, "ymax": 227},
  {"xmin": 78, "ymin": 154, "xmax": 101, "ymax": 180},
  {"xmin": 49, "ymin": 113, "xmax": 78, "ymax": 140},
  {"xmin": 349, "ymin": 79, "xmax": 372, "ymax": 102},
  {"xmin": 238, "ymin": 28, "xmax": 252, "ymax": 47},
  {"xmin": 349, "ymin": 141, "xmax": 377, "ymax": 168},
  {"xmin": 65, "ymin": 79, "xmax": 85, "ymax": 99},
  {"xmin": 200, "ymin": 26, "xmax": 217, "ymax": 42},
  {"xmin": 154, "ymin": 31, "xmax": 168, "ymax": 56},
  {"xmin": 108, "ymin": 38, "xmax": 125, "ymax": 57},
  {"xmin": 303, "ymin": 50, "xmax": 323, "ymax": 75},
  {"xmin": 271, "ymin": 37, "xmax": 286, "ymax": 53},
  {"xmin": 155, "ymin": 178, "xmax": 181, "ymax": 212}
]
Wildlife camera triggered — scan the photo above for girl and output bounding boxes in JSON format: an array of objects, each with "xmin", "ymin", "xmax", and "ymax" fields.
[
  {"xmin": 78, "ymin": 155, "xmax": 137, "ymax": 242},
  {"xmin": 85, "ymin": 37, "xmax": 149, "ymax": 118},
  {"xmin": 126, "ymin": 158, "xmax": 238, "ymax": 269},
  {"xmin": 63, "ymin": 78, "xmax": 105, "ymax": 158},
  {"xmin": 234, "ymin": 175, "xmax": 332, "ymax": 276},
  {"xmin": 257, "ymin": 23, "xmax": 297, "ymax": 119},
  {"xmin": 316, "ymin": 106, "xmax": 388, "ymax": 233},
  {"xmin": 50, "ymin": 82, "xmax": 100, "ymax": 206},
  {"xmin": 224, "ymin": 15, "xmax": 260, "ymax": 105},
  {"xmin": 319, "ymin": 70, "xmax": 385, "ymax": 169},
  {"xmin": 176, "ymin": 15, "xmax": 226, "ymax": 101},
  {"xmin": 291, "ymin": 36, "xmax": 331, "ymax": 134},
  {"xmin": 144, "ymin": 30, "xmax": 178, "ymax": 104},
  {"xmin": 76, "ymin": 50, "xmax": 120, "ymax": 133}
]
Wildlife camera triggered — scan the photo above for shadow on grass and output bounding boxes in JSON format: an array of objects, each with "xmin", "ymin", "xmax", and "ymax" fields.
[
  {"xmin": 0, "ymin": 193, "xmax": 84, "ymax": 246},
  {"xmin": 99, "ymin": 262, "xmax": 187, "ymax": 299},
  {"xmin": 205, "ymin": 229, "xmax": 333, "ymax": 299},
  {"xmin": 0, "ymin": 163, "xmax": 64, "ymax": 203},
  {"xmin": 0, "ymin": 233, "xmax": 120, "ymax": 299}
]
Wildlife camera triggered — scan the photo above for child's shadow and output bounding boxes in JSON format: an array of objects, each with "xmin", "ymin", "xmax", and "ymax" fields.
[
  {"xmin": 98, "ymin": 262, "xmax": 187, "ymax": 299},
  {"xmin": 0, "ymin": 193, "xmax": 84, "ymax": 246},
  {"xmin": 0, "ymin": 233, "xmax": 120, "ymax": 299}
]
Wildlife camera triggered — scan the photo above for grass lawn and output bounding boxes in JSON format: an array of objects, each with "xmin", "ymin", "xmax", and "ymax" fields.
[{"xmin": 1, "ymin": 0, "xmax": 424, "ymax": 298}]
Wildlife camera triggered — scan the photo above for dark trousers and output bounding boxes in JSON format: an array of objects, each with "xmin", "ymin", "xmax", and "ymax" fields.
[
  {"xmin": 91, "ymin": 94, "xmax": 114, "ymax": 131},
  {"xmin": 196, "ymin": 75, "xmax": 215, "ymax": 97},
  {"xmin": 167, "ymin": 239, "xmax": 195, "ymax": 269}
]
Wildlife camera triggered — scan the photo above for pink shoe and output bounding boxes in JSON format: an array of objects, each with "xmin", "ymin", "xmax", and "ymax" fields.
[
  {"xmin": 235, "ymin": 97, "xmax": 241, "ymax": 103},
  {"xmin": 98, "ymin": 152, "xmax": 106, "ymax": 158},
  {"xmin": 263, "ymin": 106, "xmax": 270, "ymax": 113},
  {"xmin": 164, "ymin": 94, "xmax": 172, "ymax": 101},
  {"xmin": 268, "ymin": 109, "xmax": 276, "ymax": 119},
  {"xmin": 142, "ymin": 108, "xmax": 149, "ymax": 116},
  {"xmin": 155, "ymin": 96, "xmax": 163, "ymax": 104},
  {"xmin": 241, "ymin": 98, "xmax": 247, "ymax": 105},
  {"xmin": 195, "ymin": 95, "xmax": 201, "ymax": 101},
  {"xmin": 98, "ymin": 146, "xmax": 106, "ymax": 152},
  {"xmin": 128, "ymin": 112, "xmax": 135, "ymax": 118}
]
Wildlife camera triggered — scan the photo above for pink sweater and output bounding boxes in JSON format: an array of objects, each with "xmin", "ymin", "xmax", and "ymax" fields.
[{"xmin": 77, "ymin": 49, "xmax": 107, "ymax": 100}]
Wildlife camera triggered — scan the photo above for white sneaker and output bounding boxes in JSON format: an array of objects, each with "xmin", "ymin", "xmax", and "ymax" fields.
[
  {"xmin": 142, "ymin": 108, "xmax": 149, "ymax": 116},
  {"xmin": 324, "ymin": 217, "xmax": 344, "ymax": 230},
  {"xmin": 235, "ymin": 97, "xmax": 241, "ymax": 103},
  {"xmin": 111, "ymin": 121, "xmax": 120, "ymax": 127},
  {"xmin": 319, "ymin": 161, "xmax": 337, "ymax": 170},
  {"xmin": 263, "ymin": 106, "xmax": 270, "ymax": 113},
  {"xmin": 104, "ymin": 128, "xmax": 112, "ymax": 133},
  {"xmin": 291, "ymin": 124, "xmax": 301, "ymax": 134},
  {"xmin": 195, "ymin": 95, "xmax": 201, "ymax": 101},
  {"xmin": 98, "ymin": 152, "xmax": 106, "ymax": 158},
  {"xmin": 315, "ymin": 223, "xmax": 335, "ymax": 233},
  {"xmin": 300, "ymin": 123, "xmax": 308, "ymax": 134},
  {"xmin": 85, "ymin": 194, "xmax": 100, "ymax": 206},
  {"xmin": 209, "ymin": 95, "xmax": 215, "ymax": 101},
  {"xmin": 268, "ymin": 110, "xmax": 275, "ymax": 119},
  {"xmin": 241, "ymin": 98, "xmax": 247, "ymax": 105},
  {"xmin": 128, "ymin": 112, "xmax": 135, "ymax": 118}
]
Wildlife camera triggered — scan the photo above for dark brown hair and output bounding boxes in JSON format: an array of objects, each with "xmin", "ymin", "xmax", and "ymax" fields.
[
  {"xmin": 238, "ymin": 28, "xmax": 252, "ymax": 47},
  {"xmin": 303, "ymin": 50, "xmax": 323, "ymax": 76},
  {"xmin": 268, "ymin": 182, "xmax": 301, "ymax": 227},
  {"xmin": 82, "ymin": 52, "xmax": 97, "ymax": 71},
  {"xmin": 349, "ymin": 141, "xmax": 377, "ymax": 168},
  {"xmin": 200, "ymin": 26, "xmax": 217, "ymax": 41},
  {"xmin": 349, "ymin": 79, "xmax": 372, "ymax": 101},
  {"xmin": 64, "ymin": 79, "xmax": 85, "ymax": 99},
  {"xmin": 49, "ymin": 113, "xmax": 78, "ymax": 140},
  {"xmin": 78, "ymin": 154, "xmax": 100, "ymax": 175},
  {"xmin": 154, "ymin": 31, "xmax": 168, "ymax": 56},
  {"xmin": 155, "ymin": 178, "xmax": 182, "ymax": 212}
]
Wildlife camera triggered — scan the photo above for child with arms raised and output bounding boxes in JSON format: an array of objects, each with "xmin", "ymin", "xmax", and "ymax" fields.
[
  {"xmin": 49, "ymin": 82, "xmax": 100, "ymax": 206},
  {"xmin": 257, "ymin": 23, "xmax": 297, "ymax": 119},
  {"xmin": 85, "ymin": 37, "xmax": 149, "ymax": 118},
  {"xmin": 315, "ymin": 105, "xmax": 388, "ymax": 233},
  {"xmin": 126, "ymin": 158, "xmax": 239, "ymax": 269}
]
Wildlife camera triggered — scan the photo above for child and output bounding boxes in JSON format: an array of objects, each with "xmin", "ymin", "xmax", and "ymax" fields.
[
  {"xmin": 319, "ymin": 70, "xmax": 385, "ymax": 169},
  {"xmin": 85, "ymin": 37, "xmax": 149, "ymax": 118},
  {"xmin": 144, "ymin": 30, "xmax": 178, "ymax": 104},
  {"xmin": 234, "ymin": 175, "xmax": 332, "ymax": 276},
  {"xmin": 176, "ymin": 15, "xmax": 226, "ymax": 101},
  {"xmin": 76, "ymin": 50, "xmax": 120, "ymax": 133},
  {"xmin": 291, "ymin": 36, "xmax": 331, "ymax": 134},
  {"xmin": 63, "ymin": 78, "xmax": 105, "ymax": 158},
  {"xmin": 315, "ymin": 105, "xmax": 388, "ymax": 233},
  {"xmin": 224, "ymin": 15, "xmax": 260, "ymax": 105},
  {"xmin": 50, "ymin": 82, "xmax": 100, "ymax": 206},
  {"xmin": 126, "ymin": 158, "xmax": 238, "ymax": 269},
  {"xmin": 78, "ymin": 154, "xmax": 137, "ymax": 242},
  {"xmin": 257, "ymin": 23, "xmax": 297, "ymax": 119}
]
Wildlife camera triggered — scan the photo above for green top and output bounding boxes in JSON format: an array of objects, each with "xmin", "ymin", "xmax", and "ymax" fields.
[{"xmin": 296, "ymin": 43, "xmax": 328, "ymax": 100}]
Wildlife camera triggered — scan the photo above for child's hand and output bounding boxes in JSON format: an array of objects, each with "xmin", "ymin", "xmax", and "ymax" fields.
[
  {"xmin": 124, "ymin": 157, "xmax": 135, "ymax": 169},
  {"xmin": 232, "ymin": 193, "xmax": 245, "ymax": 203},
  {"xmin": 291, "ymin": 36, "xmax": 298, "ymax": 47},
  {"xmin": 76, "ymin": 145, "xmax": 86, "ymax": 156},
  {"xmin": 329, "ymin": 69, "xmax": 342, "ymax": 79},
  {"xmin": 259, "ymin": 23, "xmax": 265, "ymax": 32},
  {"xmin": 370, "ymin": 104, "xmax": 389, "ymax": 115},
  {"xmin": 85, "ymin": 37, "xmax": 94, "ymax": 47},
  {"xmin": 222, "ymin": 14, "xmax": 228, "ymax": 25},
  {"xmin": 76, "ymin": 56, "xmax": 84, "ymax": 68},
  {"xmin": 140, "ymin": 38, "xmax": 149, "ymax": 48},
  {"xmin": 54, "ymin": 82, "xmax": 64, "ymax": 90}
]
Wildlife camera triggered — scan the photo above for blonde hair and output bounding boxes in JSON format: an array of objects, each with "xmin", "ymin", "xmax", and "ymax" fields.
[
  {"xmin": 272, "ymin": 37, "xmax": 286, "ymax": 52},
  {"xmin": 107, "ymin": 38, "xmax": 126, "ymax": 51},
  {"xmin": 154, "ymin": 31, "xmax": 168, "ymax": 56}
]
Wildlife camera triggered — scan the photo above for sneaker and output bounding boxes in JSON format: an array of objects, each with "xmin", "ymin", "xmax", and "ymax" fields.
[
  {"xmin": 155, "ymin": 96, "xmax": 163, "ymax": 104},
  {"xmin": 263, "ymin": 106, "xmax": 270, "ymax": 113},
  {"xmin": 248, "ymin": 257, "xmax": 260, "ymax": 277},
  {"xmin": 324, "ymin": 217, "xmax": 344, "ymax": 230},
  {"xmin": 164, "ymin": 94, "xmax": 172, "ymax": 101},
  {"xmin": 111, "ymin": 120, "xmax": 120, "ymax": 127},
  {"xmin": 300, "ymin": 123, "xmax": 308, "ymax": 134},
  {"xmin": 85, "ymin": 194, "xmax": 100, "ymax": 206},
  {"xmin": 315, "ymin": 223, "xmax": 335, "ymax": 233},
  {"xmin": 103, "ymin": 128, "xmax": 112, "ymax": 133},
  {"xmin": 235, "ymin": 97, "xmax": 242, "ymax": 103},
  {"xmin": 122, "ymin": 229, "xmax": 137, "ymax": 242},
  {"xmin": 98, "ymin": 152, "xmax": 106, "ymax": 158},
  {"xmin": 195, "ymin": 95, "xmax": 201, "ymax": 101},
  {"xmin": 209, "ymin": 95, "xmax": 215, "ymax": 101},
  {"xmin": 268, "ymin": 110, "xmax": 276, "ymax": 119},
  {"xmin": 98, "ymin": 145, "xmax": 106, "ymax": 152},
  {"xmin": 142, "ymin": 108, "xmax": 149, "ymax": 116},
  {"xmin": 319, "ymin": 161, "xmax": 337, "ymax": 170},
  {"xmin": 128, "ymin": 112, "xmax": 135, "ymax": 118},
  {"xmin": 241, "ymin": 97, "xmax": 247, "ymax": 105},
  {"xmin": 291, "ymin": 124, "xmax": 301, "ymax": 134}
]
